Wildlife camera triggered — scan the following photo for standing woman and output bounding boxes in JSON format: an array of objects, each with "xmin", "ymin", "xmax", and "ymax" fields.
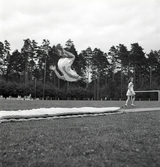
[{"xmin": 125, "ymin": 77, "xmax": 136, "ymax": 107}]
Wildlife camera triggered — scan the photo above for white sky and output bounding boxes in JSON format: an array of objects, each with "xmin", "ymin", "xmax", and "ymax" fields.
[{"xmin": 0, "ymin": 0, "xmax": 160, "ymax": 54}]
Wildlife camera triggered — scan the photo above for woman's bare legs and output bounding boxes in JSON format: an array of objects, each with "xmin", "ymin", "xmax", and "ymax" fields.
[
  {"xmin": 131, "ymin": 96, "xmax": 135, "ymax": 106},
  {"xmin": 125, "ymin": 95, "xmax": 135, "ymax": 107},
  {"xmin": 125, "ymin": 96, "xmax": 130, "ymax": 107}
]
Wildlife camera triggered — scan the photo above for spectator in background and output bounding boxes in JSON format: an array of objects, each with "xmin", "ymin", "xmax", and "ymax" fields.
[{"xmin": 125, "ymin": 77, "xmax": 136, "ymax": 107}]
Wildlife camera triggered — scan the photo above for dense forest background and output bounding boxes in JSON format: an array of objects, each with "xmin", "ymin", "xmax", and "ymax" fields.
[{"xmin": 0, "ymin": 39, "xmax": 160, "ymax": 100}]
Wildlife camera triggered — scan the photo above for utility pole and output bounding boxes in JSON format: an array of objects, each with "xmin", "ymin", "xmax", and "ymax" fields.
[
  {"xmin": 43, "ymin": 57, "xmax": 47, "ymax": 100},
  {"xmin": 41, "ymin": 39, "xmax": 50, "ymax": 100},
  {"xmin": 97, "ymin": 72, "xmax": 100, "ymax": 100}
]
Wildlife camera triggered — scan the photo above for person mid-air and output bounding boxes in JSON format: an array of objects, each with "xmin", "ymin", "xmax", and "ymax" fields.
[{"xmin": 50, "ymin": 44, "xmax": 82, "ymax": 82}]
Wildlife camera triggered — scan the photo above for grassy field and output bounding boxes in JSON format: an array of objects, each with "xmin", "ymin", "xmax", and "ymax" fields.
[
  {"xmin": 0, "ymin": 99, "xmax": 160, "ymax": 111},
  {"xmin": 0, "ymin": 100, "xmax": 160, "ymax": 167}
]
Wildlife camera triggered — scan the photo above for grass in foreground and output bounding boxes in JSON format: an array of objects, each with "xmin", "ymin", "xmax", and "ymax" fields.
[{"xmin": 1, "ymin": 111, "xmax": 160, "ymax": 167}]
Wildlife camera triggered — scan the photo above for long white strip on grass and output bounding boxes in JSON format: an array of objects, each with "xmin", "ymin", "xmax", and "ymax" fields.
[{"xmin": 0, "ymin": 107, "xmax": 120, "ymax": 119}]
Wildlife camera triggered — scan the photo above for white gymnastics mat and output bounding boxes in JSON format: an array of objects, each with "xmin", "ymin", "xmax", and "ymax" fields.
[{"xmin": 0, "ymin": 107, "xmax": 120, "ymax": 121}]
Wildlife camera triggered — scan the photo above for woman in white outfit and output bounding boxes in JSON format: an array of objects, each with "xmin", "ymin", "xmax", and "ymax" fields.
[
  {"xmin": 50, "ymin": 44, "xmax": 82, "ymax": 82},
  {"xmin": 125, "ymin": 77, "xmax": 135, "ymax": 107}
]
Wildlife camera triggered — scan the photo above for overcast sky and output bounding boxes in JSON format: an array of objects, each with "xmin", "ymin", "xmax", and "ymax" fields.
[{"xmin": 0, "ymin": 0, "xmax": 159, "ymax": 54}]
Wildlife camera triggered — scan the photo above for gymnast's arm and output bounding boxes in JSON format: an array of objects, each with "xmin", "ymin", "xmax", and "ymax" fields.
[{"xmin": 50, "ymin": 65, "xmax": 66, "ymax": 81}]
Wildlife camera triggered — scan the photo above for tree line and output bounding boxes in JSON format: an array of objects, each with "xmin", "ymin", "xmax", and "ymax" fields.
[{"xmin": 0, "ymin": 39, "xmax": 160, "ymax": 100}]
